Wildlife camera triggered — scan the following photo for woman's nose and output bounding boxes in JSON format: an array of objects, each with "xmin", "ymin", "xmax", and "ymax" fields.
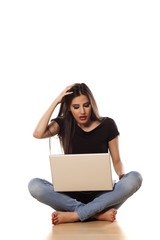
[{"xmin": 80, "ymin": 107, "xmax": 85, "ymax": 114}]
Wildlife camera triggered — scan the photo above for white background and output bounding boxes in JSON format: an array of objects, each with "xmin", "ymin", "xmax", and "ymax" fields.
[{"xmin": 0, "ymin": 1, "xmax": 160, "ymax": 239}]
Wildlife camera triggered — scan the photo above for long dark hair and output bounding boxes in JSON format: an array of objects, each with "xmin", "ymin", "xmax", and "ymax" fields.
[{"xmin": 57, "ymin": 83, "xmax": 102, "ymax": 154}]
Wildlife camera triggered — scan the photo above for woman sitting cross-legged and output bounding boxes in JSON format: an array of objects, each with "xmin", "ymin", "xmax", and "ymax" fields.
[{"xmin": 28, "ymin": 83, "xmax": 143, "ymax": 225}]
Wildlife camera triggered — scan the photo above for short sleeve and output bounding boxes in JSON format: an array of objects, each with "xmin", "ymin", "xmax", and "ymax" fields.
[
  {"xmin": 51, "ymin": 117, "xmax": 64, "ymax": 134},
  {"xmin": 107, "ymin": 118, "xmax": 120, "ymax": 142}
]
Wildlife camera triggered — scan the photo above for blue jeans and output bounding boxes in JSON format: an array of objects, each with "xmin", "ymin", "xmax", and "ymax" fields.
[{"xmin": 28, "ymin": 171, "xmax": 142, "ymax": 221}]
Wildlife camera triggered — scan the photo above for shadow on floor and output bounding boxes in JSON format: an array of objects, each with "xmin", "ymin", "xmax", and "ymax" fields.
[{"xmin": 45, "ymin": 220, "xmax": 128, "ymax": 240}]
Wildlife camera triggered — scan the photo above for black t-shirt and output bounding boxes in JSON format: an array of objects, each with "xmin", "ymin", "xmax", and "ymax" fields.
[{"xmin": 53, "ymin": 117, "xmax": 119, "ymax": 154}]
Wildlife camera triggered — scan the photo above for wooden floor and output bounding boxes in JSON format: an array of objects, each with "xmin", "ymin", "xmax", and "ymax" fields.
[
  {"xmin": 45, "ymin": 220, "xmax": 128, "ymax": 240},
  {"xmin": 43, "ymin": 211, "xmax": 159, "ymax": 240}
]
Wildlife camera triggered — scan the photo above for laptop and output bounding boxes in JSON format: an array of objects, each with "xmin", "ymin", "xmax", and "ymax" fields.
[{"xmin": 49, "ymin": 153, "xmax": 115, "ymax": 192}]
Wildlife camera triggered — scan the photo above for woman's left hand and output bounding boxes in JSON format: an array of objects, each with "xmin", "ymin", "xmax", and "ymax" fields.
[{"xmin": 119, "ymin": 174, "xmax": 126, "ymax": 180}]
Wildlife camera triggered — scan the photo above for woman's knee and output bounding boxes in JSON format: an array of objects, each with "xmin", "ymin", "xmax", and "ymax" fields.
[
  {"xmin": 28, "ymin": 178, "xmax": 44, "ymax": 198},
  {"xmin": 127, "ymin": 171, "xmax": 143, "ymax": 191}
]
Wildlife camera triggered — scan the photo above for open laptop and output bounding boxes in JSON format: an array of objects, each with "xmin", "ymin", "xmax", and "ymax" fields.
[{"xmin": 49, "ymin": 153, "xmax": 115, "ymax": 192}]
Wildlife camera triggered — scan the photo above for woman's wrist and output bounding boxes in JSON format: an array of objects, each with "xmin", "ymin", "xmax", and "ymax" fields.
[
  {"xmin": 52, "ymin": 97, "xmax": 60, "ymax": 106},
  {"xmin": 119, "ymin": 173, "xmax": 126, "ymax": 180}
]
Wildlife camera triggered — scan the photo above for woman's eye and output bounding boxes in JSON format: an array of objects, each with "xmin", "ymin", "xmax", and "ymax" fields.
[
  {"xmin": 84, "ymin": 103, "xmax": 90, "ymax": 108},
  {"xmin": 73, "ymin": 106, "xmax": 79, "ymax": 109}
]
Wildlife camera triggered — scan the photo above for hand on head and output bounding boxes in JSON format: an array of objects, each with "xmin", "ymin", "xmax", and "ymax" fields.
[{"xmin": 56, "ymin": 85, "xmax": 74, "ymax": 104}]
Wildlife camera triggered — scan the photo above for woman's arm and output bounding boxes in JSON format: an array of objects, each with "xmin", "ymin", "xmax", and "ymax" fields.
[
  {"xmin": 33, "ymin": 100, "xmax": 60, "ymax": 139},
  {"xmin": 33, "ymin": 85, "xmax": 74, "ymax": 139},
  {"xmin": 108, "ymin": 136, "xmax": 126, "ymax": 179}
]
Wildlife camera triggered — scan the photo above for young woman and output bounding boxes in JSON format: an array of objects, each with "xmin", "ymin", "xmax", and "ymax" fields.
[{"xmin": 28, "ymin": 83, "xmax": 142, "ymax": 225}]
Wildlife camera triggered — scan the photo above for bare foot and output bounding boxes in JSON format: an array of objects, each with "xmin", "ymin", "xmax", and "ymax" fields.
[
  {"xmin": 51, "ymin": 211, "xmax": 80, "ymax": 225},
  {"xmin": 94, "ymin": 208, "xmax": 117, "ymax": 222}
]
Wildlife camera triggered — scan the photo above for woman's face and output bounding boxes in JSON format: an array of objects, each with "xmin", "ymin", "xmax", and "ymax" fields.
[{"xmin": 69, "ymin": 94, "xmax": 92, "ymax": 126}]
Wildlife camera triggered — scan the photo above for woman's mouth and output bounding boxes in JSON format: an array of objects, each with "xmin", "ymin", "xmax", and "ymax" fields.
[{"xmin": 79, "ymin": 116, "xmax": 87, "ymax": 121}]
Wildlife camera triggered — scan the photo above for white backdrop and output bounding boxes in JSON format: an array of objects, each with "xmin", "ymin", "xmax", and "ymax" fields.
[{"xmin": 0, "ymin": 1, "xmax": 160, "ymax": 239}]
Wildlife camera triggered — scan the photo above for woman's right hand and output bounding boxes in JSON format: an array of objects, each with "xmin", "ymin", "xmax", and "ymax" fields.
[
  {"xmin": 33, "ymin": 84, "xmax": 74, "ymax": 139},
  {"xmin": 56, "ymin": 84, "xmax": 74, "ymax": 104}
]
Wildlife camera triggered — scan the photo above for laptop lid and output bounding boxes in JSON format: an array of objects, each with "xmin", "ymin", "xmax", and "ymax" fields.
[{"xmin": 49, "ymin": 153, "xmax": 114, "ymax": 192}]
